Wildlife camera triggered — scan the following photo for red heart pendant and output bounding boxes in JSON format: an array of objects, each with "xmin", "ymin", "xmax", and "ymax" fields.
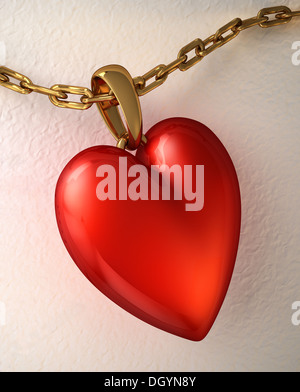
[{"xmin": 55, "ymin": 118, "xmax": 241, "ymax": 341}]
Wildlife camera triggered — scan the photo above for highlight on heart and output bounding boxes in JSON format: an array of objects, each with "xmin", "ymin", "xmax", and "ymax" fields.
[{"xmin": 96, "ymin": 157, "xmax": 205, "ymax": 212}]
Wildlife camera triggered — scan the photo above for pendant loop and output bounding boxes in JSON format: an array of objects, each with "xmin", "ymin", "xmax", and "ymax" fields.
[{"xmin": 91, "ymin": 65, "xmax": 143, "ymax": 151}]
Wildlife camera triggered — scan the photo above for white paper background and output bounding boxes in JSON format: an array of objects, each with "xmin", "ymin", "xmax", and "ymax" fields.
[{"xmin": 0, "ymin": 0, "xmax": 299, "ymax": 372}]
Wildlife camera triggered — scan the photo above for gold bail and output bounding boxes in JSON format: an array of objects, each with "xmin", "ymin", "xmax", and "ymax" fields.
[{"xmin": 91, "ymin": 65, "xmax": 143, "ymax": 151}]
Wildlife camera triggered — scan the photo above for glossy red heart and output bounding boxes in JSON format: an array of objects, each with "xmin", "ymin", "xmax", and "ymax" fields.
[{"xmin": 55, "ymin": 118, "xmax": 241, "ymax": 341}]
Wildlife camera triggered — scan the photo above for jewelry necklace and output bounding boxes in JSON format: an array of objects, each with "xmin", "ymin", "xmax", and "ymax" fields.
[{"xmin": 1, "ymin": 5, "xmax": 299, "ymax": 341}]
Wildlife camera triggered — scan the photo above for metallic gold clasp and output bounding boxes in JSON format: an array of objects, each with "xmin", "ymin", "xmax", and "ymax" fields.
[{"xmin": 91, "ymin": 65, "xmax": 144, "ymax": 151}]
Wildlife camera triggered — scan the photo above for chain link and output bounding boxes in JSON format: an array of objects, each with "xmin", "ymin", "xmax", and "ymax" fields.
[
  {"xmin": 134, "ymin": 64, "xmax": 169, "ymax": 96},
  {"xmin": 48, "ymin": 85, "xmax": 94, "ymax": 110},
  {"xmin": 136, "ymin": 5, "xmax": 299, "ymax": 95},
  {"xmin": 0, "ymin": 5, "xmax": 299, "ymax": 109},
  {"xmin": 257, "ymin": 6, "xmax": 293, "ymax": 27}
]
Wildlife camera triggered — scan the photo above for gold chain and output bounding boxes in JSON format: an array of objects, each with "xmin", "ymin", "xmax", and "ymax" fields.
[{"xmin": 0, "ymin": 5, "xmax": 299, "ymax": 110}]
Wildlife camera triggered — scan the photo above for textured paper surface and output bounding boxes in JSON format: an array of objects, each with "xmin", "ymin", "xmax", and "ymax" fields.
[{"xmin": 0, "ymin": 0, "xmax": 299, "ymax": 372}]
